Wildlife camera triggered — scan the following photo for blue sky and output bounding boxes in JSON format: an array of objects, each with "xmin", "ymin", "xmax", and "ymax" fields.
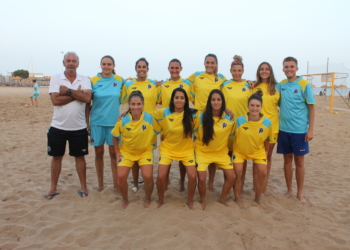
[{"xmin": 1, "ymin": 0, "xmax": 349, "ymax": 83}]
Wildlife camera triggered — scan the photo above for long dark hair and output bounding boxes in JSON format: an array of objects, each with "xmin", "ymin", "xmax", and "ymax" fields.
[
  {"xmin": 169, "ymin": 88, "xmax": 196, "ymax": 138},
  {"xmin": 202, "ymin": 89, "xmax": 226, "ymax": 146},
  {"xmin": 255, "ymin": 62, "xmax": 277, "ymax": 95},
  {"xmin": 100, "ymin": 55, "xmax": 116, "ymax": 75}
]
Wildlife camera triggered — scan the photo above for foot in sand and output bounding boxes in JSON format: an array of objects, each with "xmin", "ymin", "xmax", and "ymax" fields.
[
  {"xmin": 297, "ymin": 194, "xmax": 307, "ymax": 205},
  {"xmin": 186, "ymin": 200, "xmax": 194, "ymax": 210},
  {"xmin": 219, "ymin": 199, "xmax": 229, "ymax": 207},
  {"xmin": 144, "ymin": 199, "xmax": 151, "ymax": 209},
  {"xmin": 284, "ymin": 190, "xmax": 293, "ymax": 199},
  {"xmin": 262, "ymin": 188, "xmax": 268, "ymax": 195},
  {"xmin": 200, "ymin": 200, "xmax": 207, "ymax": 210},
  {"xmin": 254, "ymin": 199, "xmax": 266, "ymax": 209},
  {"xmin": 157, "ymin": 200, "xmax": 164, "ymax": 208},
  {"xmin": 235, "ymin": 199, "xmax": 244, "ymax": 209},
  {"xmin": 77, "ymin": 190, "xmax": 88, "ymax": 198},
  {"xmin": 122, "ymin": 200, "xmax": 129, "ymax": 209},
  {"xmin": 44, "ymin": 192, "xmax": 60, "ymax": 200},
  {"xmin": 97, "ymin": 186, "xmax": 104, "ymax": 192}
]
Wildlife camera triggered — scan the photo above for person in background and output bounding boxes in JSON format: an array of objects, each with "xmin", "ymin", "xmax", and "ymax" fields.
[{"xmin": 30, "ymin": 79, "xmax": 40, "ymax": 107}]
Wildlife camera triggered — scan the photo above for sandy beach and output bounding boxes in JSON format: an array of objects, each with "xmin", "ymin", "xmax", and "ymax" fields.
[{"xmin": 0, "ymin": 87, "xmax": 349, "ymax": 250}]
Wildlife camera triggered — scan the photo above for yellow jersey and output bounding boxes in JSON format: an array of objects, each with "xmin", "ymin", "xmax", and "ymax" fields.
[
  {"xmin": 152, "ymin": 108, "xmax": 196, "ymax": 157},
  {"xmin": 121, "ymin": 78, "xmax": 160, "ymax": 112},
  {"xmin": 222, "ymin": 80, "xmax": 252, "ymax": 119},
  {"xmin": 253, "ymin": 83, "xmax": 280, "ymax": 134},
  {"xmin": 233, "ymin": 114, "xmax": 272, "ymax": 158},
  {"xmin": 111, "ymin": 112, "xmax": 160, "ymax": 154},
  {"xmin": 194, "ymin": 112, "xmax": 234, "ymax": 155},
  {"xmin": 188, "ymin": 71, "xmax": 226, "ymax": 111},
  {"xmin": 157, "ymin": 77, "xmax": 194, "ymax": 108}
]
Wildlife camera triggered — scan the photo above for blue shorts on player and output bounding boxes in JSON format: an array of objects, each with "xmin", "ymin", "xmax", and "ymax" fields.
[
  {"xmin": 277, "ymin": 131, "xmax": 309, "ymax": 155},
  {"xmin": 90, "ymin": 125, "xmax": 114, "ymax": 146},
  {"xmin": 31, "ymin": 93, "xmax": 39, "ymax": 99}
]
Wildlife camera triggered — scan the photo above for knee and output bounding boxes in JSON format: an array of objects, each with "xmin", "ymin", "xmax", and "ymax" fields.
[
  {"xmin": 52, "ymin": 156, "xmax": 63, "ymax": 162},
  {"xmin": 142, "ymin": 172, "xmax": 153, "ymax": 182},
  {"xmin": 259, "ymin": 169, "xmax": 267, "ymax": 179},
  {"xmin": 187, "ymin": 172, "xmax": 196, "ymax": 182}
]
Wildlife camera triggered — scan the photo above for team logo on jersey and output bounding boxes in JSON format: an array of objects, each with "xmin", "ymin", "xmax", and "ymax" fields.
[
  {"xmin": 222, "ymin": 123, "xmax": 227, "ymax": 128},
  {"xmin": 47, "ymin": 146, "xmax": 51, "ymax": 152},
  {"xmin": 91, "ymin": 138, "xmax": 95, "ymax": 143},
  {"xmin": 165, "ymin": 85, "xmax": 170, "ymax": 88},
  {"xmin": 147, "ymin": 159, "xmax": 151, "ymax": 162},
  {"xmin": 227, "ymin": 87, "xmax": 232, "ymax": 90},
  {"xmin": 214, "ymin": 78, "xmax": 218, "ymax": 82},
  {"xmin": 282, "ymin": 88, "xmax": 286, "ymax": 91},
  {"xmin": 168, "ymin": 118, "xmax": 174, "ymax": 122},
  {"xmin": 142, "ymin": 125, "xmax": 146, "ymax": 131},
  {"xmin": 148, "ymin": 84, "xmax": 152, "ymax": 89},
  {"xmin": 113, "ymin": 82, "xmax": 118, "ymax": 87},
  {"xmin": 199, "ymin": 77, "xmax": 204, "ymax": 79},
  {"xmin": 132, "ymin": 87, "xmax": 137, "ymax": 90},
  {"xmin": 242, "ymin": 87, "xmax": 246, "ymax": 92},
  {"xmin": 243, "ymin": 127, "xmax": 249, "ymax": 130},
  {"xmin": 294, "ymin": 89, "xmax": 298, "ymax": 94},
  {"xmin": 179, "ymin": 84, "xmax": 184, "ymax": 88},
  {"xmin": 126, "ymin": 128, "xmax": 131, "ymax": 131},
  {"xmin": 258, "ymin": 128, "xmax": 264, "ymax": 133}
]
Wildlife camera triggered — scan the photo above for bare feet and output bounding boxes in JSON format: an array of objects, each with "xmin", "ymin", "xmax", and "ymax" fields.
[
  {"xmin": 179, "ymin": 181, "xmax": 185, "ymax": 192},
  {"xmin": 122, "ymin": 200, "xmax": 129, "ymax": 209},
  {"xmin": 144, "ymin": 199, "xmax": 151, "ymax": 209},
  {"xmin": 219, "ymin": 199, "xmax": 229, "ymax": 207},
  {"xmin": 200, "ymin": 200, "xmax": 207, "ymax": 210},
  {"xmin": 157, "ymin": 200, "xmax": 164, "ymax": 208},
  {"xmin": 186, "ymin": 200, "xmax": 194, "ymax": 210},
  {"xmin": 208, "ymin": 184, "xmax": 214, "ymax": 192},
  {"xmin": 297, "ymin": 194, "xmax": 307, "ymax": 204},
  {"xmin": 284, "ymin": 190, "xmax": 293, "ymax": 198},
  {"xmin": 262, "ymin": 188, "xmax": 268, "ymax": 195},
  {"xmin": 97, "ymin": 186, "xmax": 104, "ymax": 192},
  {"xmin": 254, "ymin": 199, "xmax": 266, "ymax": 209},
  {"xmin": 235, "ymin": 199, "xmax": 244, "ymax": 209}
]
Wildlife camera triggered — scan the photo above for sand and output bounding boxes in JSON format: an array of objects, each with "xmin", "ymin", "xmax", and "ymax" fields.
[{"xmin": 0, "ymin": 87, "xmax": 349, "ymax": 250}]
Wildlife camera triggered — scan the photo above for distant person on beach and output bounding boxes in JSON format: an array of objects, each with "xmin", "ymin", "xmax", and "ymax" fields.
[
  {"xmin": 45, "ymin": 52, "xmax": 92, "ymax": 200},
  {"xmin": 276, "ymin": 56, "xmax": 316, "ymax": 204},
  {"xmin": 86, "ymin": 55, "xmax": 126, "ymax": 192},
  {"xmin": 252, "ymin": 62, "xmax": 280, "ymax": 194},
  {"xmin": 111, "ymin": 91, "xmax": 160, "ymax": 209},
  {"xmin": 30, "ymin": 79, "xmax": 40, "ymax": 107},
  {"xmin": 154, "ymin": 88, "xmax": 197, "ymax": 209},
  {"xmin": 194, "ymin": 89, "xmax": 236, "ymax": 210},
  {"xmin": 232, "ymin": 90, "xmax": 272, "ymax": 209}
]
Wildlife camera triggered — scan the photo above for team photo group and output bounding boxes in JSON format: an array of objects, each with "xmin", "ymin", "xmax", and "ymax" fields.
[{"xmin": 45, "ymin": 52, "xmax": 316, "ymax": 210}]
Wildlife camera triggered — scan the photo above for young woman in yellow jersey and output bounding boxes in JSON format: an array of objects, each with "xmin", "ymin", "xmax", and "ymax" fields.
[
  {"xmin": 158, "ymin": 59, "xmax": 194, "ymax": 192},
  {"xmin": 194, "ymin": 89, "xmax": 236, "ymax": 210},
  {"xmin": 188, "ymin": 54, "xmax": 227, "ymax": 191},
  {"xmin": 253, "ymin": 62, "xmax": 280, "ymax": 194},
  {"xmin": 112, "ymin": 91, "xmax": 160, "ymax": 209},
  {"xmin": 233, "ymin": 91, "xmax": 272, "ymax": 209},
  {"xmin": 222, "ymin": 55, "xmax": 252, "ymax": 191},
  {"xmin": 122, "ymin": 58, "xmax": 159, "ymax": 192},
  {"xmin": 154, "ymin": 88, "xmax": 197, "ymax": 209}
]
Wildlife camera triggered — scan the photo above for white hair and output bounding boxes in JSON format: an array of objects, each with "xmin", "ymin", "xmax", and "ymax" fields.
[{"xmin": 63, "ymin": 51, "xmax": 79, "ymax": 61}]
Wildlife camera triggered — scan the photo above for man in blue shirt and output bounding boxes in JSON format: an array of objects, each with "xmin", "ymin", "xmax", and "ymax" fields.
[{"xmin": 276, "ymin": 57, "xmax": 316, "ymax": 204}]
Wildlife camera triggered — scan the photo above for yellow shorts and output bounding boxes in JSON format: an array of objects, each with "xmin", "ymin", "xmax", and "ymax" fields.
[
  {"xmin": 270, "ymin": 132, "xmax": 279, "ymax": 144},
  {"xmin": 118, "ymin": 149, "xmax": 153, "ymax": 168},
  {"xmin": 196, "ymin": 152, "xmax": 233, "ymax": 171},
  {"xmin": 232, "ymin": 150, "xmax": 267, "ymax": 165},
  {"xmin": 159, "ymin": 154, "xmax": 196, "ymax": 166},
  {"xmin": 228, "ymin": 136, "xmax": 234, "ymax": 152}
]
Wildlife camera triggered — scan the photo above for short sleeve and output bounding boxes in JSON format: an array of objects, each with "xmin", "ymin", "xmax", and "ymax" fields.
[
  {"xmin": 111, "ymin": 120, "xmax": 122, "ymax": 139},
  {"xmin": 49, "ymin": 76, "xmax": 60, "ymax": 94},
  {"xmin": 150, "ymin": 108, "xmax": 163, "ymax": 121},
  {"xmin": 153, "ymin": 117, "xmax": 161, "ymax": 135},
  {"xmin": 305, "ymin": 83, "xmax": 316, "ymax": 105}
]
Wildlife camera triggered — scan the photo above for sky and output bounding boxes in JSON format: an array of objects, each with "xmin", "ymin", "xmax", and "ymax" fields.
[{"xmin": 1, "ymin": 0, "xmax": 350, "ymax": 84}]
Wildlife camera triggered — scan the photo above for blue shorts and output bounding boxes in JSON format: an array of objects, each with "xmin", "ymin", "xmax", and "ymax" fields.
[
  {"xmin": 90, "ymin": 125, "xmax": 114, "ymax": 146},
  {"xmin": 277, "ymin": 131, "xmax": 309, "ymax": 155}
]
